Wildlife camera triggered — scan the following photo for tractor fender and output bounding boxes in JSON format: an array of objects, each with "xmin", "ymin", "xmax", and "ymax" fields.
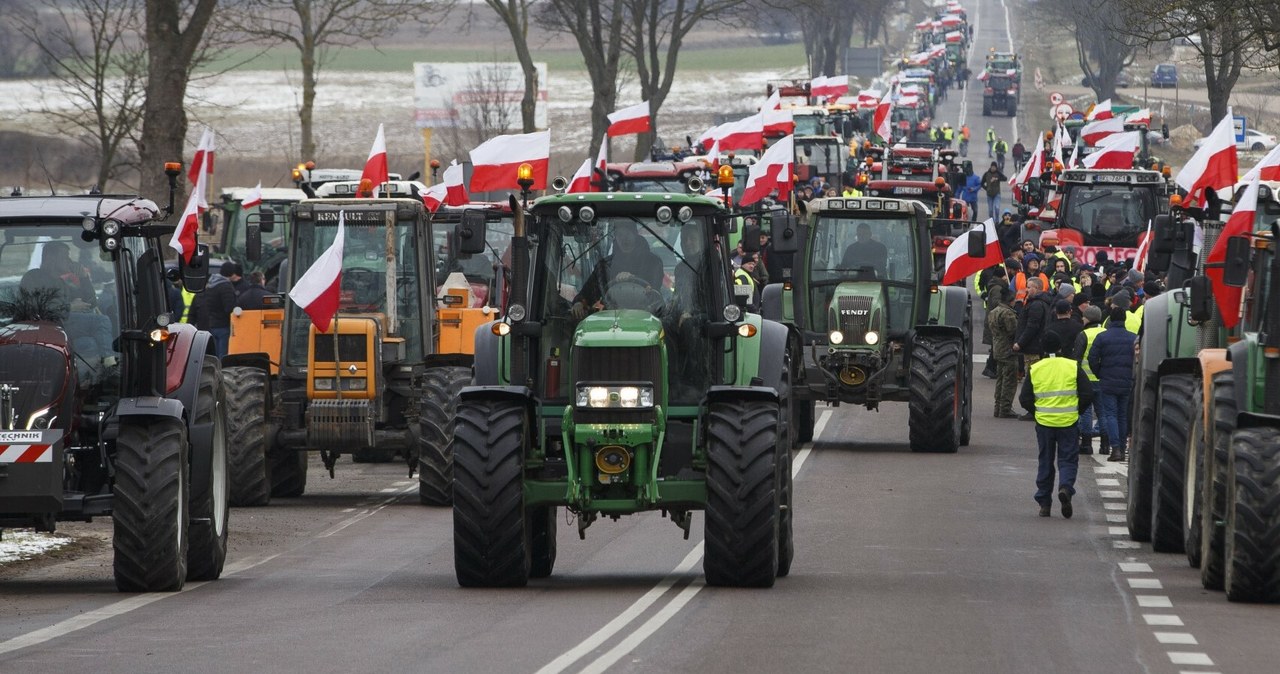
[
  {"xmin": 116, "ymin": 396, "xmax": 186, "ymax": 423},
  {"xmin": 425, "ymin": 353, "xmax": 474, "ymax": 369},
  {"xmin": 472, "ymin": 322, "xmax": 502, "ymax": 386},
  {"xmin": 1139, "ymin": 293, "xmax": 1171, "ymax": 376},
  {"xmin": 936, "ymin": 286, "xmax": 971, "ymax": 334},
  {"xmin": 164, "ymin": 323, "xmax": 200, "ymax": 396},
  {"xmin": 913, "ymin": 323, "xmax": 964, "ymax": 342},
  {"xmin": 1228, "ymin": 338, "xmax": 1256, "ymax": 414},
  {"xmin": 167, "ymin": 328, "xmax": 217, "ymax": 510},
  {"xmin": 1156, "ymin": 357, "xmax": 1199, "ymax": 378},
  {"xmin": 222, "ymin": 352, "xmax": 274, "ymax": 413},
  {"xmin": 1236, "ymin": 411, "xmax": 1280, "ymax": 431},
  {"xmin": 761, "ymin": 283, "xmax": 786, "ymax": 322},
  {"xmin": 705, "ymin": 385, "xmax": 779, "ymax": 406},
  {"xmin": 752, "ymin": 319, "xmax": 792, "ymax": 397},
  {"xmin": 458, "ymin": 385, "xmax": 535, "ymax": 417}
]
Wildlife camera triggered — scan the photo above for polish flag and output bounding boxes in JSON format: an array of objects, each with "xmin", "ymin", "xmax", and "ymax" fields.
[
  {"xmin": 469, "ymin": 130, "xmax": 551, "ymax": 193},
  {"xmin": 1176, "ymin": 110, "xmax": 1238, "ymax": 209},
  {"xmin": 1086, "ymin": 99, "xmax": 1113, "ymax": 121},
  {"xmin": 1124, "ymin": 108, "xmax": 1152, "ymax": 127},
  {"xmin": 566, "ymin": 158, "xmax": 594, "ymax": 194},
  {"xmin": 188, "ymin": 127, "xmax": 215, "ymax": 186},
  {"xmin": 1205, "ymin": 175, "xmax": 1259, "ymax": 328},
  {"xmin": 1010, "ymin": 133, "xmax": 1044, "ymax": 200},
  {"xmin": 811, "ymin": 75, "xmax": 849, "ymax": 99},
  {"xmin": 1242, "ymin": 142, "xmax": 1280, "ymax": 182},
  {"xmin": 593, "ymin": 132, "xmax": 609, "ymax": 185},
  {"xmin": 1080, "ymin": 117, "xmax": 1126, "ymax": 146},
  {"xmin": 1081, "ymin": 131, "xmax": 1141, "ymax": 169},
  {"xmin": 241, "ymin": 181, "xmax": 263, "ymax": 209},
  {"xmin": 699, "ymin": 113, "xmax": 764, "ymax": 152},
  {"xmin": 739, "ymin": 135, "xmax": 793, "ymax": 206},
  {"xmin": 607, "ymin": 101, "xmax": 651, "ymax": 137},
  {"xmin": 704, "ymin": 137, "xmax": 721, "ymax": 172},
  {"xmin": 942, "ymin": 218, "xmax": 1003, "ymax": 286},
  {"xmin": 421, "ymin": 182, "xmax": 446, "ymax": 212},
  {"xmin": 1133, "ymin": 219, "xmax": 1154, "ymax": 273},
  {"xmin": 945, "ymin": 31, "xmax": 964, "ymax": 42},
  {"xmin": 359, "ymin": 124, "xmax": 389, "ymax": 197},
  {"xmin": 169, "ymin": 153, "xmax": 208, "ymax": 262},
  {"xmin": 873, "ymin": 89, "xmax": 894, "ymax": 141},
  {"xmin": 288, "ymin": 211, "xmax": 345, "ymax": 333},
  {"xmin": 762, "ymin": 91, "xmax": 794, "ymax": 136},
  {"xmin": 1065, "ymin": 142, "xmax": 1079, "ymax": 169},
  {"xmin": 442, "ymin": 160, "xmax": 469, "ymax": 206},
  {"xmin": 976, "ymin": 70, "xmax": 990, "ymax": 82}
]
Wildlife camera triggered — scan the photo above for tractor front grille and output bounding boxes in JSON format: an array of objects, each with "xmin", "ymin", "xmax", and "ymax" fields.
[
  {"xmin": 572, "ymin": 345, "xmax": 662, "ymax": 424},
  {"xmin": 837, "ymin": 296, "xmax": 875, "ymax": 343},
  {"xmin": 312, "ymin": 334, "xmax": 368, "ymax": 363},
  {"xmin": 0, "ymin": 344, "xmax": 67, "ymax": 428}
]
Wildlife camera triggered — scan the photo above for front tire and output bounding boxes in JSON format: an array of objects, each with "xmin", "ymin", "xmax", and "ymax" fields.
[
  {"xmin": 1128, "ymin": 376, "xmax": 1158, "ymax": 542},
  {"xmin": 187, "ymin": 355, "xmax": 229, "ymax": 582},
  {"xmin": 704, "ymin": 400, "xmax": 780, "ymax": 587},
  {"xmin": 1201, "ymin": 372, "xmax": 1235, "ymax": 589},
  {"xmin": 418, "ymin": 365, "xmax": 472, "ymax": 506},
  {"xmin": 1151, "ymin": 374, "xmax": 1194, "ymax": 553},
  {"xmin": 112, "ymin": 418, "xmax": 189, "ymax": 592},
  {"xmin": 453, "ymin": 399, "xmax": 530, "ymax": 587},
  {"xmin": 908, "ymin": 336, "xmax": 962, "ymax": 453},
  {"xmin": 1224, "ymin": 427, "xmax": 1280, "ymax": 602},
  {"xmin": 1185, "ymin": 383, "xmax": 1206, "ymax": 568},
  {"xmin": 222, "ymin": 366, "xmax": 271, "ymax": 507}
]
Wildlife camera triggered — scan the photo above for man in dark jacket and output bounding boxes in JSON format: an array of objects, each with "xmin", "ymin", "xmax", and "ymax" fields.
[
  {"xmin": 237, "ymin": 271, "xmax": 271, "ymax": 310},
  {"xmin": 190, "ymin": 261, "xmax": 240, "ymax": 357},
  {"xmin": 1019, "ymin": 330, "xmax": 1094, "ymax": 517},
  {"xmin": 1088, "ymin": 307, "xmax": 1138, "ymax": 461},
  {"xmin": 1043, "ymin": 298, "xmax": 1083, "ymax": 354}
]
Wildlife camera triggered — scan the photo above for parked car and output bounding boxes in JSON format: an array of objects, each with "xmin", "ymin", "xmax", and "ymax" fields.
[
  {"xmin": 1194, "ymin": 128, "xmax": 1278, "ymax": 152},
  {"xmin": 1150, "ymin": 63, "xmax": 1178, "ymax": 88},
  {"xmin": 1080, "ymin": 71, "xmax": 1132, "ymax": 88}
]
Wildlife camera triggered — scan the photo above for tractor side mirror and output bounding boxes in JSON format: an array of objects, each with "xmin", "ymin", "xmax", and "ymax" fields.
[
  {"xmin": 1188, "ymin": 275, "xmax": 1212, "ymax": 322},
  {"xmin": 457, "ymin": 209, "xmax": 487, "ymax": 255},
  {"xmin": 1223, "ymin": 236, "xmax": 1250, "ymax": 287},
  {"xmin": 180, "ymin": 243, "xmax": 210, "ymax": 293},
  {"xmin": 201, "ymin": 211, "xmax": 215, "ymax": 234},
  {"xmin": 259, "ymin": 210, "xmax": 276, "ymax": 233},
  {"xmin": 741, "ymin": 222, "xmax": 762, "ymax": 252},
  {"xmin": 245, "ymin": 223, "xmax": 262, "ymax": 262},
  {"xmin": 1151, "ymin": 214, "xmax": 1175, "ymax": 255},
  {"xmin": 967, "ymin": 228, "xmax": 986, "ymax": 258},
  {"xmin": 771, "ymin": 213, "xmax": 800, "ymax": 254}
]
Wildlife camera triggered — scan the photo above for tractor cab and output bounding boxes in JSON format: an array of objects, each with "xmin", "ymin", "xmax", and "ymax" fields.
[
  {"xmin": 605, "ymin": 161, "xmax": 705, "ymax": 195},
  {"xmin": 1033, "ymin": 169, "xmax": 1170, "ymax": 265},
  {"xmin": 215, "ymin": 186, "xmax": 305, "ymax": 286},
  {"xmin": 795, "ymin": 136, "xmax": 845, "ymax": 187}
]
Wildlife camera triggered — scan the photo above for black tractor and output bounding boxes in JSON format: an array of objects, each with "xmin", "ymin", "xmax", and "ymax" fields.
[{"xmin": 0, "ymin": 167, "xmax": 230, "ymax": 592}]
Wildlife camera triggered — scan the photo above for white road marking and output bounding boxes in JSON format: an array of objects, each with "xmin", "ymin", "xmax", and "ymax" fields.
[
  {"xmin": 1120, "ymin": 562, "xmax": 1153, "ymax": 573},
  {"xmin": 1137, "ymin": 595, "xmax": 1173, "ymax": 608},
  {"xmin": 1106, "ymin": 514, "xmax": 1126, "ymax": 523},
  {"xmin": 1167, "ymin": 652, "xmax": 1214, "ymax": 666},
  {"xmin": 1108, "ymin": 526, "xmax": 1128, "ymax": 535},
  {"xmin": 1099, "ymin": 490, "xmax": 1125, "ymax": 499},
  {"xmin": 1104, "ymin": 502, "xmax": 1126, "ymax": 510},
  {"xmin": 1112, "ymin": 541, "xmax": 1140, "ymax": 549},
  {"xmin": 1144, "ymin": 614, "xmax": 1184, "ymax": 626},
  {"xmin": 317, "ymin": 485, "xmax": 416, "ymax": 538},
  {"xmin": 1155, "ymin": 632, "xmax": 1198, "ymax": 645},
  {"xmin": 542, "ymin": 415, "xmax": 825, "ymax": 674},
  {"xmin": 1096, "ymin": 478, "xmax": 1120, "ymax": 487},
  {"xmin": 1127, "ymin": 578, "xmax": 1163, "ymax": 589}
]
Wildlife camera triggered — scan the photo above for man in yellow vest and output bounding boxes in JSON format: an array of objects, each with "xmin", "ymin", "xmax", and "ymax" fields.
[
  {"xmin": 1019, "ymin": 330, "xmax": 1095, "ymax": 518},
  {"xmin": 734, "ymin": 253, "xmax": 759, "ymax": 311},
  {"xmin": 1072, "ymin": 305, "xmax": 1105, "ymax": 454}
]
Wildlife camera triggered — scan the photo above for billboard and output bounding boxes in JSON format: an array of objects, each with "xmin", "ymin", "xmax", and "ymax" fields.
[{"xmin": 413, "ymin": 62, "xmax": 549, "ymax": 130}]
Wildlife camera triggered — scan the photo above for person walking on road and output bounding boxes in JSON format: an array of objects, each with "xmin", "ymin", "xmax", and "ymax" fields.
[
  {"xmin": 959, "ymin": 124, "xmax": 971, "ymax": 155},
  {"xmin": 986, "ymin": 126, "xmax": 997, "ymax": 157},
  {"xmin": 1020, "ymin": 330, "xmax": 1094, "ymax": 518},
  {"xmin": 1012, "ymin": 138, "xmax": 1026, "ymax": 172},
  {"xmin": 994, "ymin": 137, "xmax": 1009, "ymax": 172},
  {"xmin": 1088, "ymin": 306, "xmax": 1138, "ymax": 462},
  {"xmin": 982, "ymin": 162, "xmax": 1007, "ymax": 221},
  {"xmin": 988, "ymin": 284, "xmax": 1020, "ymax": 418},
  {"xmin": 1072, "ymin": 305, "xmax": 1106, "ymax": 455},
  {"xmin": 1013, "ymin": 277, "xmax": 1052, "ymax": 418}
]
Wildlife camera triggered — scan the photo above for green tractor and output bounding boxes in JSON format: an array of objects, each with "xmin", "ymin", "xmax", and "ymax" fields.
[
  {"xmin": 451, "ymin": 192, "xmax": 798, "ymax": 588},
  {"xmin": 762, "ymin": 196, "xmax": 973, "ymax": 451}
]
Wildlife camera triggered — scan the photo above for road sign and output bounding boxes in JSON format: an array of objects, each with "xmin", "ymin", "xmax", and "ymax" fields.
[
  {"xmin": 1233, "ymin": 115, "xmax": 1247, "ymax": 144},
  {"xmin": 1049, "ymin": 91, "xmax": 1064, "ymax": 106},
  {"xmin": 1051, "ymin": 103, "xmax": 1073, "ymax": 120}
]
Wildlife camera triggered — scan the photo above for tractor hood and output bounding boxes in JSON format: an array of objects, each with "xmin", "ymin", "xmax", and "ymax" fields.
[
  {"xmin": 828, "ymin": 281, "xmax": 888, "ymax": 347},
  {"xmin": 0, "ymin": 322, "xmax": 75, "ymax": 431},
  {"xmin": 574, "ymin": 310, "xmax": 664, "ymax": 349}
]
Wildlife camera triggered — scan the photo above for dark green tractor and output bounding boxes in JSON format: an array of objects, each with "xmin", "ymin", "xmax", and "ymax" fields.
[
  {"xmin": 452, "ymin": 192, "xmax": 797, "ymax": 588},
  {"xmin": 762, "ymin": 196, "xmax": 973, "ymax": 452}
]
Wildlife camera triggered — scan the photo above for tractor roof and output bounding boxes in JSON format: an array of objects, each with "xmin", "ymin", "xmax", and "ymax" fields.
[
  {"xmin": 0, "ymin": 195, "xmax": 160, "ymax": 224},
  {"xmin": 605, "ymin": 161, "xmax": 702, "ymax": 178},
  {"xmin": 805, "ymin": 196, "xmax": 930, "ymax": 217},
  {"xmin": 532, "ymin": 191, "xmax": 725, "ymax": 210}
]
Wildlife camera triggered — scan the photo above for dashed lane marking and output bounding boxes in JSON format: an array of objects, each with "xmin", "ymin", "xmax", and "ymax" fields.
[
  {"xmin": 1120, "ymin": 562, "xmax": 1153, "ymax": 572},
  {"xmin": 317, "ymin": 485, "xmax": 416, "ymax": 538},
  {"xmin": 1167, "ymin": 652, "xmax": 1215, "ymax": 666},
  {"xmin": 1144, "ymin": 614, "xmax": 1184, "ymax": 626},
  {"xmin": 1106, "ymin": 514, "xmax": 1126, "ymax": 523},
  {"xmin": 1099, "ymin": 490, "xmax": 1125, "ymax": 499},
  {"xmin": 1096, "ymin": 478, "xmax": 1121, "ymax": 487},
  {"xmin": 1127, "ymin": 578, "xmax": 1162, "ymax": 589},
  {"xmin": 1154, "ymin": 632, "xmax": 1198, "ymax": 645},
  {"xmin": 1104, "ymin": 502, "xmax": 1126, "ymax": 510},
  {"xmin": 1136, "ymin": 595, "xmax": 1173, "ymax": 608},
  {"xmin": 1112, "ymin": 541, "xmax": 1140, "ymax": 549},
  {"xmin": 1108, "ymin": 526, "xmax": 1128, "ymax": 535}
]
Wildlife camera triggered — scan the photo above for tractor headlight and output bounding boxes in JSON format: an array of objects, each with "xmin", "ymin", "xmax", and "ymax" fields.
[
  {"xmin": 314, "ymin": 378, "xmax": 335, "ymax": 390},
  {"xmin": 101, "ymin": 219, "xmax": 121, "ymax": 237},
  {"xmin": 576, "ymin": 384, "xmax": 654, "ymax": 409},
  {"xmin": 865, "ymin": 330, "xmax": 880, "ymax": 345},
  {"xmin": 506, "ymin": 303, "xmax": 527, "ymax": 322},
  {"xmin": 829, "ymin": 330, "xmax": 844, "ymax": 345},
  {"xmin": 102, "ymin": 236, "xmax": 120, "ymax": 251},
  {"xmin": 340, "ymin": 377, "xmax": 367, "ymax": 391}
]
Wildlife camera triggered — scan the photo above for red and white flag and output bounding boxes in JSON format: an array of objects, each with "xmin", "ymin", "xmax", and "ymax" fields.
[
  {"xmin": 359, "ymin": 124, "xmax": 389, "ymax": 197},
  {"xmin": 288, "ymin": 211, "xmax": 345, "ymax": 333},
  {"xmin": 188, "ymin": 127, "xmax": 215, "ymax": 186},
  {"xmin": 442, "ymin": 160, "xmax": 468, "ymax": 206},
  {"xmin": 1081, "ymin": 130, "xmax": 1141, "ymax": 169},
  {"xmin": 607, "ymin": 101, "xmax": 651, "ymax": 137},
  {"xmin": 469, "ymin": 130, "xmax": 551, "ymax": 193},
  {"xmin": 1205, "ymin": 175, "xmax": 1259, "ymax": 328},
  {"xmin": 873, "ymin": 89, "xmax": 894, "ymax": 141},
  {"xmin": 1176, "ymin": 109, "xmax": 1238, "ymax": 209},
  {"xmin": 1124, "ymin": 108, "xmax": 1151, "ymax": 127},
  {"xmin": 1080, "ymin": 117, "xmax": 1126, "ymax": 146},
  {"xmin": 704, "ymin": 137, "xmax": 721, "ymax": 172},
  {"xmin": 241, "ymin": 181, "xmax": 263, "ymax": 209},
  {"xmin": 566, "ymin": 158, "xmax": 594, "ymax": 194},
  {"xmin": 422, "ymin": 182, "xmax": 446, "ymax": 212},
  {"xmin": 810, "ymin": 75, "xmax": 849, "ymax": 99},
  {"xmin": 699, "ymin": 113, "xmax": 763, "ymax": 152},
  {"xmin": 569, "ymin": 135, "xmax": 608, "ymax": 194},
  {"xmin": 1133, "ymin": 219, "xmax": 1154, "ymax": 273},
  {"xmin": 1086, "ymin": 99, "xmax": 1113, "ymax": 121},
  {"xmin": 739, "ymin": 135, "xmax": 793, "ymax": 206},
  {"xmin": 1242, "ymin": 142, "xmax": 1280, "ymax": 182},
  {"xmin": 762, "ymin": 91, "xmax": 794, "ymax": 136},
  {"xmin": 169, "ymin": 152, "xmax": 209, "ymax": 263},
  {"xmin": 942, "ymin": 218, "xmax": 1003, "ymax": 286},
  {"xmin": 1010, "ymin": 133, "xmax": 1045, "ymax": 200}
]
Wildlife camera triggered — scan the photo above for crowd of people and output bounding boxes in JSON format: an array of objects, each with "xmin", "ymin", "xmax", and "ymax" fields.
[{"xmin": 171, "ymin": 261, "xmax": 271, "ymax": 357}]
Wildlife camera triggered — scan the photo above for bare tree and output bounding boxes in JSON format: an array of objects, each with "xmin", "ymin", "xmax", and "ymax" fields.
[
  {"xmin": 1029, "ymin": 0, "xmax": 1141, "ymax": 102},
  {"xmin": 480, "ymin": 0, "xmax": 540, "ymax": 133},
  {"xmin": 0, "ymin": 0, "xmax": 44, "ymax": 78},
  {"xmin": 624, "ymin": 0, "xmax": 748, "ymax": 160},
  {"xmin": 20, "ymin": 0, "xmax": 147, "ymax": 189},
  {"xmin": 224, "ymin": 0, "xmax": 452, "ymax": 160},
  {"xmin": 755, "ymin": 0, "xmax": 856, "ymax": 78},
  {"xmin": 539, "ymin": 0, "xmax": 627, "ymax": 158},
  {"xmin": 439, "ymin": 63, "xmax": 521, "ymax": 158},
  {"xmin": 138, "ymin": 0, "xmax": 219, "ymax": 201}
]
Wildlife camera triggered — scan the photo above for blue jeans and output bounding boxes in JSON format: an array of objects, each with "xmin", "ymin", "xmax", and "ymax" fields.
[
  {"xmin": 1076, "ymin": 399, "xmax": 1102, "ymax": 437},
  {"xmin": 1036, "ymin": 423, "xmax": 1080, "ymax": 505},
  {"xmin": 987, "ymin": 194, "xmax": 1001, "ymax": 220},
  {"xmin": 1097, "ymin": 390, "xmax": 1131, "ymax": 451},
  {"xmin": 209, "ymin": 327, "xmax": 230, "ymax": 358}
]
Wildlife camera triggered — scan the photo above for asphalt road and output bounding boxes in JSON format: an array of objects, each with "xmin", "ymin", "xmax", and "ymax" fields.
[{"xmin": 1, "ymin": 1, "xmax": 1275, "ymax": 672}]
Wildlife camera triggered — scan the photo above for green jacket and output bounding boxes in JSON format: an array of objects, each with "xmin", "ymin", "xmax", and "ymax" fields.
[{"xmin": 988, "ymin": 302, "xmax": 1018, "ymax": 360}]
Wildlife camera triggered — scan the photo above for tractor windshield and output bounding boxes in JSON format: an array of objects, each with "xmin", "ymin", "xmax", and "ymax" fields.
[
  {"xmin": 797, "ymin": 139, "xmax": 843, "ymax": 184},
  {"xmin": 0, "ymin": 226, "xmax": 125, "ymax": 391},
  {"xmin": 793, "ymin": 114, "xmax": 828, "ymax": 137},
  {"xmin": 433, "ymin": 213, "xmax": 514, "ymax": 308},
  {"xmin": 222, "ymin": 200, "xmax": 292, "ymax": 277},
  {"xmin": 615, "ymin": 178, "xmax": 687, "ymax": 193},
  {"xmin": 284, "ymin": 210, "xmax": 425, "ymax": 367},
  {"xmin": 1060, "ymin": 186, "xmax": 1154, "ymax": 246},
  {"xmin": 806, "ymin": 214, "xmax": 919, "ymax": 334}
]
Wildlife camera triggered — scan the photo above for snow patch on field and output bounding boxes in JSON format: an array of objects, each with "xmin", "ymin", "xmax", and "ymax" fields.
[{"xmin": 0, "ymin": 529, "xmax": 73, "ymax": 564}]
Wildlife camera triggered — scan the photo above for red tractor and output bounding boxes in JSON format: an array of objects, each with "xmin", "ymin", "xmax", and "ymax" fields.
[{"xmin": 0, "ymin": 167, "xmax": 230, "ymax": 591}]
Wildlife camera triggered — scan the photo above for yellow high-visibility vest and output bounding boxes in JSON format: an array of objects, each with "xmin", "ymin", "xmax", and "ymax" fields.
[
  {"xmin": 180, "ymin": 288, "xmax": 195, "ymax": 322},
  {"xmin": 1080, "ymin": 325, "xmax": 1103, "ymax": 381},
  {"xmin": 1029, "ymin": 356, "xmax": 1080, "ymax": 427}
]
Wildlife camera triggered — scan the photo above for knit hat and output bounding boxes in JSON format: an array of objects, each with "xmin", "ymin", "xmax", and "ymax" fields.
[
  {"xmin": 1057, "ymin": 283, "xmax": 1075, "ymax": 299},
  {"xmin": 1126, "ymin": 268, "xmax": 1144, "ymax": 285},
  {"xmin": 1005, "ymin": 256, "xmax": 1020, "ymax": 270},
  {"xmin": 1054, "ymin": 299, "xmax": 1072, "ymax": 314},
  {"xmin": 1083, "ymin": 305, "xmax": 1103, "ymax": 324},
  {"xmin": 1042, "ymin": 330, "xmax": 1064, "ymax": 355}
]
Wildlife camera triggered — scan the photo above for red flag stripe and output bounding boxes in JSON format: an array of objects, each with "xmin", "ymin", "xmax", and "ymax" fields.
[{"xmin": 469, "ymin": 157, "xmax": 550, "ymax": 193}]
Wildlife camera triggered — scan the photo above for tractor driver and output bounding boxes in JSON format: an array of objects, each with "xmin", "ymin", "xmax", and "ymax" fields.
[
  {"xmin": 570, "ymin": 221, "xmax": 664, "ymax": 319},
  {"xmin": 22, "ymin": 240, "xmax": 116, "ymax": 372},
  {"xmin": 841, "ymin": 222, "xmax": 889, "ymax": 276},
  {"xmin": 666, "ymin": 223, "xmax": 712, "ymax": 399}
]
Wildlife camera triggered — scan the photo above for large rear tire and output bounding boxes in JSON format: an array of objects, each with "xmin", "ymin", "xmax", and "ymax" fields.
[
  {"xmin": 187, "ymin": 356, "xmax": 229, "ymax": 582},
  {"xmin": 222, "ymin": 366, "xmax": 271, "ymax": 507},
  {"xmin": 1224, "ymin": 427, "xmax": 1280, "ymax": 602},
  {"xmin": 777, "ymin": 443, "xmax": 795, "ymax": 578},
  {"xmin": 1184, "ymin": 383, "xmax": 1206, "ymax": 568},
  {"xmin": 796, "ymin": 400, "xmax": 815, "ymax": 444},
  {"xmin": 529, "ymin": 506, "xmax": 557, "ymax": 579},
  {"xmin": 960, "ymin": 319, "xmax": 974, "ymax": 447},
  {"xmin": 418, "ymin": 365, "xmax": 472, "ymax": 506},
  {"xmin": 453, "ymin": 399, "xmax": 530, "ymax": 587},
  {"xmin": 1201, "ymin": 372, "xmax": 1235, "ymax": 589},
  {"xmin": 1127, "ymin": 377, "xmax": 1158, "ymax": 542},
  {"xmin": 704, "ymin": 400, "xmax": 780, "ymax": 587},
  {"xmin": 1151, "ymin": 374, "xmax": 1194, "ymax": 553},
  {"xmin": 112, "ymin": 418, "xmax": 189, "ymax": 592},
  {"xmin": 908, "ymin": 336, "xmax": 962, "ymax": 453}
]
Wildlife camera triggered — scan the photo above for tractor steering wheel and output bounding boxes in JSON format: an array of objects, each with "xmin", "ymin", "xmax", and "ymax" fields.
[
  {"xmin": 342, "ymin": 267, "xmax": 381, "ymax": 309},
  {"xmin": 603, "ymin": 276, "xmax": 664, "ymax": 313}
]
